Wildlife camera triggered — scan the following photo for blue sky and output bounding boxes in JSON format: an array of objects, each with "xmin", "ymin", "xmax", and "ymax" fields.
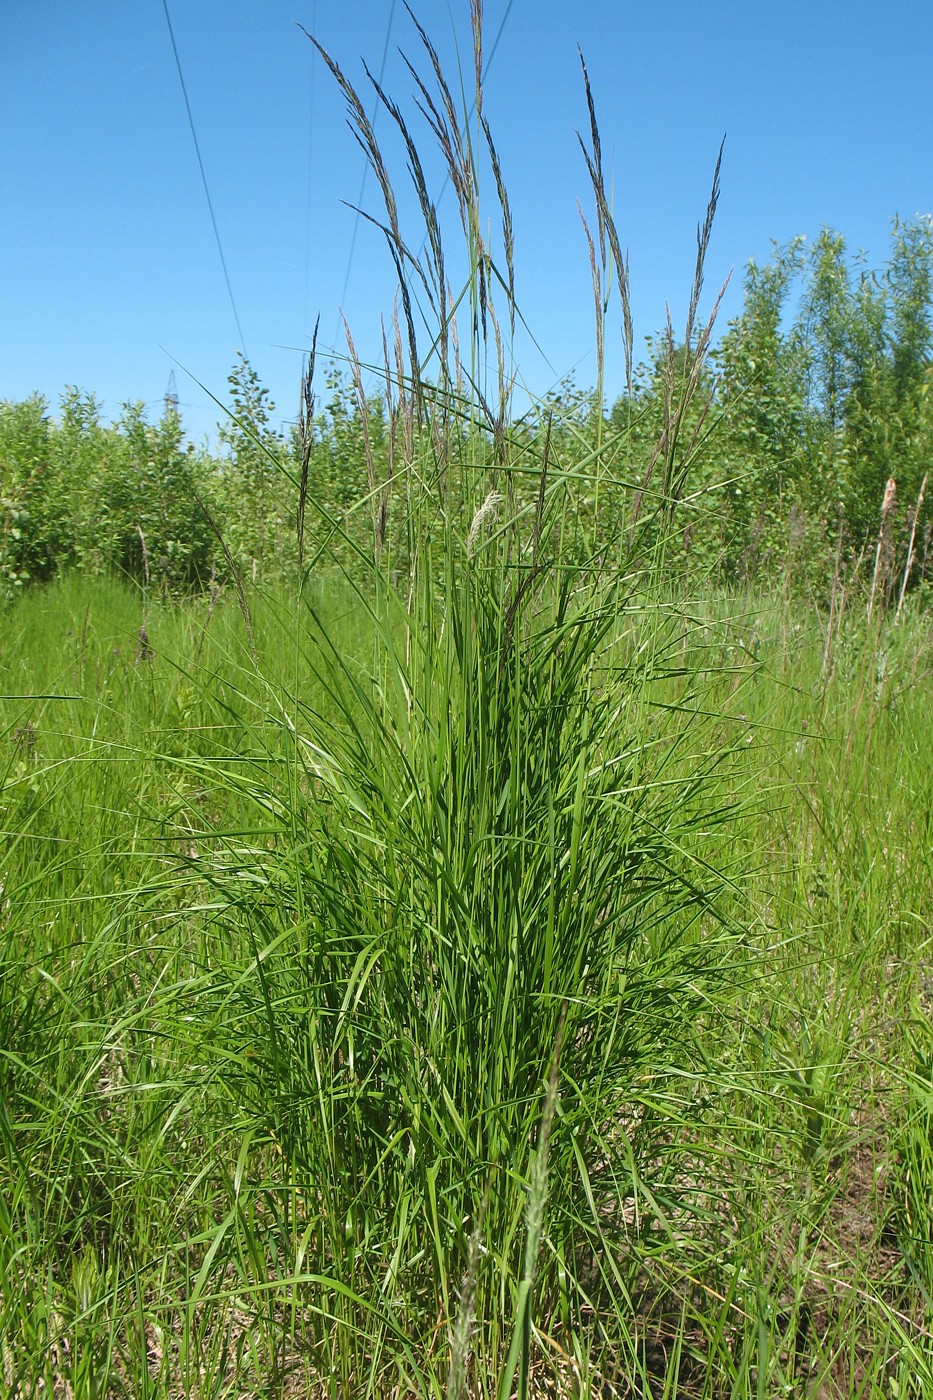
[{"xmin": 2, "ymin": 1, "xmax": 931, "ymax": 443}]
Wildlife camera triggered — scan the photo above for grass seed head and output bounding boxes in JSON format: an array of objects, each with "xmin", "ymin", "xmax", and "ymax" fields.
[{"xmin": 466, "ymin": 489, "xmax": 503, "ymax": 555}]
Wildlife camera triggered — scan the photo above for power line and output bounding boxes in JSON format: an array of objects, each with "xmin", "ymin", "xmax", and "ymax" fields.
[
  {"xmin": 302, "ymin": 0, "xmax": 318, "ymax": 339},
  {"xmin": 482, "ymin": 0, "xmax": 516, "ymax": 84},
  {"xmin": 161, "ymin": 0, "xmax": 248, "ymax": 354}
]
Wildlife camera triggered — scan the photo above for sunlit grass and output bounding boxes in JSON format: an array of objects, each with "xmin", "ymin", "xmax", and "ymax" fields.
[
  {"xmin": 2, "ymin": 576, "xmax": 931, "ymax": 1395},
  {"xmin": 2, "ymin": 1, "xmax": 932, "ymax": 1392}
]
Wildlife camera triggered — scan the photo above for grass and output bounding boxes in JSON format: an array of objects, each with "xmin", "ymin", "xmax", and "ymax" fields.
[
  {"xmin": 2, "ymin": 574, "xmax": 931, "ymax": 1396},
  {"xmin": 2, "ymin": 6, "xmax": 933, "ymax": 1395}
]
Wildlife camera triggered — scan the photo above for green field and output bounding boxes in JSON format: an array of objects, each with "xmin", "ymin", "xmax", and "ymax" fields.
[{"xmin": 2, "ymin": 564, "xmax": 931, "ymax": 1397}]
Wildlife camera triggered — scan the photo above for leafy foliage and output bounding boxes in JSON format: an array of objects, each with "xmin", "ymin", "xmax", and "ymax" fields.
[
  {"xmin": 706, "ymin": 216, "xmax": 933, "ymax": 585},
  {"xmin": 3, "ymin": 215, "xmax": 931, "ymax": 606}
]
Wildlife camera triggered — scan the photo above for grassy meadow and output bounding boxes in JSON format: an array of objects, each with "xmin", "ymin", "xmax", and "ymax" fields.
[
  {"xmin": 2, "ymin": 564, "xmax": 931, "ymax": 1397},
  {"xmin": 3, "ymin": 9, "xmax": 933, "ymax": 1397}
]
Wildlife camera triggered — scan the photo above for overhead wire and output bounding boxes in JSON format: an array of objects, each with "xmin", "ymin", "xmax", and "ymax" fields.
[
  {"xmin": 481, "ymin": 1, "xmax": 516, "ymax": 91},
  {"xmin": 302, "ymin": 0, "xmax": 318, "ymax": 340},
  {"xmin": 161, "ymin": 0, "xmax": 248, "ymax": 354}
]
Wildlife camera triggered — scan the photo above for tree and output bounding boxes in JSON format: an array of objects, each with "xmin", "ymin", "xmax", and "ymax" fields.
[
  {"xmin": 218, "ymin": 352, "xmax": 286, "ymax": 575},
  {"xmin": 0, "ymin": 395, "xmax": 58, "ymax": 596}
]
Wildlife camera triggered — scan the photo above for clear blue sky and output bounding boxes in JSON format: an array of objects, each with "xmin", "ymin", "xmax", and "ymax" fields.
[{"xmin": 2, "ymin": 1, "xmax": 931, "ymax": 443}]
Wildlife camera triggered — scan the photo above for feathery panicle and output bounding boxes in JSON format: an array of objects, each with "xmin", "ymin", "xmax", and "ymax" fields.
[
  {"xmin": 401, "ymin": 9, "xmax": 485, "ymax": 346},
  {"xmin": 380, "ymin": 313, "xmax": 398, "ymax": 493},
  {"xmin": 470, "ymin": 0, "xmax": 483, "ymax": 120},
  {"xmin": 485, "ymin": 296, "xmax": 508, "ymax": 463},
  {"xmin": 372, "ymin": 79, "xmax": 449, "ymax": 375},
  {"xmin": 369, "ymin": 70, "xmax": 453, "ymax": 382},
  {"xmin": 686, "ymin": 136, "xmax": 724, "ymax": 350},
  {"xmin": 896, "ymin": 471, "xmax": 928, "ymax": 621},
  {"xmin": 868, "ymin": 476, "xmax": 899, "ymax": 620},
  {"xmin": 404, "ymin": 4, "xmax": 465, "ymax": 169},
  {"xmin": 296, "ymin": 315, "xmax": 318, "ymax": 570},
  {"xmin": 482, "ymin": 115, "xmax": 515, "ymax": 339},
  {"xmin": 577, "ymin": 50, "xmax": 633, "ymax": 393},
  {"xmin": 303, "ymin": 34, "xmax": 399, "ymax": 253},
  {"xmin": 393, "ymin": 297, "xmax": 414, "ymax": 465},
  {"xmin": 448, "ymin": 278, "xmax": 465, "ymax": 402},
  {"xmin": 341, "ymin": 315, "xmax": 386, "ymax": 553},
  {"xmin": 302, "ymin": 31, "xmax": 422, "ymax": 414},
  {"xmin": 447, "ymin": 1212, "xmax": 486, "ymax": 1400},
  {"xmin": 881, "ymin": 475, "xmax": 898, "ymax": 518},
  {"xmin": 579, "ymin": 202, "xmax": 604, "ymax": 383},
  {"xmin": 466, "ymin": 489, "xmax": 503, "ymax": 555},
  {"xmin": 363, "ymin": 65, "xmax": 439, "ymax": 313},
  {"xmin": 577, "ymin": 49, "xmax": 606, "ymax": 268},
  {"xmin": 380, "ymin": 314, "xmax": 394, "ymax": 423}
]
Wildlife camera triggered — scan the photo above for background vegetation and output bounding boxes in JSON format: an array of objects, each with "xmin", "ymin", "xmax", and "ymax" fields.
[{"xmin": 2, "ymin": 214, "xmax": 931, "ymax": 605}]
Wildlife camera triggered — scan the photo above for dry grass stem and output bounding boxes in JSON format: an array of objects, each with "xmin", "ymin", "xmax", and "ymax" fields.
[
  {"xmin": 868, "ymin": 475, "xmax": 898, "ymax": 621},
  {"xmin": 296, "ymin": 317, "xmax": 319, "ymax": 570},
  {"xmin": 896, "ymin": 470, "xmax": 927, "ymax": 622}
]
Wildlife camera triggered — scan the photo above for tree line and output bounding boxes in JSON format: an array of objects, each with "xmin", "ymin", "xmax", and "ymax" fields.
[{"xmin": 2, "ymin": 215, "xmax": 931, "ymax": 604}]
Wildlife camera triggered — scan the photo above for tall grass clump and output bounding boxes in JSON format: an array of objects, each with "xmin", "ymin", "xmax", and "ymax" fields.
[{"xmin": 152, "ymin": 8, "xmax": 751, "ymax": 1393}]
